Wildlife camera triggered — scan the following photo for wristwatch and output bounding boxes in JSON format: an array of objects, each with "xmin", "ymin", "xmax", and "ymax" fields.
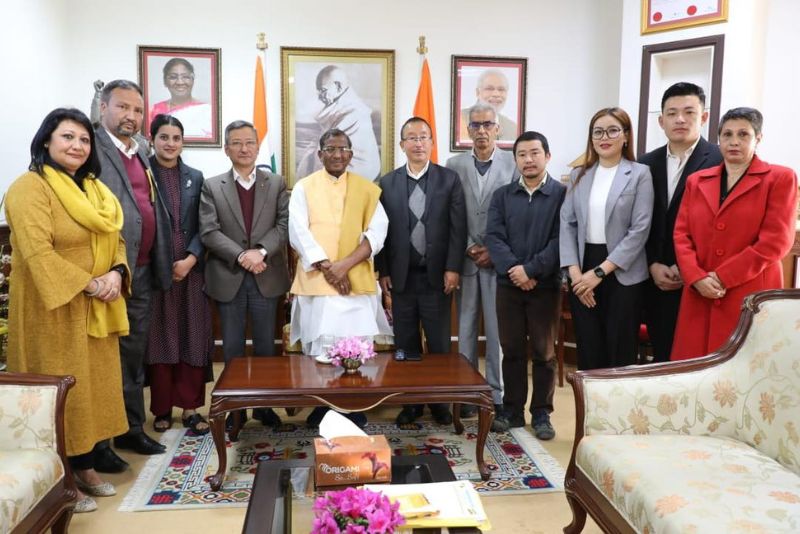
[{"xmin": 593, "ymin": 266, "xmax": 606, "ymax": 279}]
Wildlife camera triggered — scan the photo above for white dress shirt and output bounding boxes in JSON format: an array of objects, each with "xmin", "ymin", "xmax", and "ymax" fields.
[
  {"xmin": 586, "ymin": 164, "xmax": 617, "ymax": 244},
  {"xmin": 665, "ymin": 138, "xmax": 700, "ymax": 204}
]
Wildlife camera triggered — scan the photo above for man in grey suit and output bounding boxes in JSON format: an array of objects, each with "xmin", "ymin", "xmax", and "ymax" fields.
[
  {"xmin": 446, "ymin": 103, "xmax": 515, "ymax": 424},
  {"xmin": 94, "ymin": 80, "xmax": 173, "ymax": 470},
  {"xmin": 199, "ymin": 120, "xmax": 291, "ymax": 429}
]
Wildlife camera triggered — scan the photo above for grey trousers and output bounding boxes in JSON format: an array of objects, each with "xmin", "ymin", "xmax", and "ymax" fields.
[
  {"xmin": 217, "ymin": 273, "xmax": 279, "ymax": 361},
  {"xmin": 119, "ymin": 264, "xmax": 153, "ymax": 434},
  {"xmin": 456, "ymin": 267, "xmax": 503, "ymax": 405}
]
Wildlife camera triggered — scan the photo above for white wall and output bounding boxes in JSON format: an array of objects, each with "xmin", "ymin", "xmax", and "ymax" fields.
[
  {"xmin": 2, "ymin": 0, "xmax": 622, "ymax": 199},
  {"xmin": 618, "ymin": 0, "xmax": 799, "ymax": 171},
  {"xmin": 1, "ymin": 0, "xmax": 67, "ymax": 189}
]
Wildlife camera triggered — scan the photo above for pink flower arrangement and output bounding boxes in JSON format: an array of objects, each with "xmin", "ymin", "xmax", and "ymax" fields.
[
  {"xmin": 327, "ymin": 337, "xmax": 377, "ymax": 367},
  {"xmin": 311, "ymin": 487, "xmax": 404, "ymax": 534}
]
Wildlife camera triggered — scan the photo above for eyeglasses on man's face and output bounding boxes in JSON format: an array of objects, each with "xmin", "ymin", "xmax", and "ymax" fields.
[
  {"xmin": 591, "ymin": 126, "xmax": 625, "ymax": 140},
  {"xmin": 321, "ymin": 146, "xmax": 353, "ymax": 155},
  {"xmin": 228, "ymin": 140, "xmax": 258, "ymax": 149},
  {"xmin": 402, "ymin": 135, "xmax": 431, "ymax": 144},
  {"xmin": 468, "ymin": 120, "xmax": 497, "ymax": 131}
]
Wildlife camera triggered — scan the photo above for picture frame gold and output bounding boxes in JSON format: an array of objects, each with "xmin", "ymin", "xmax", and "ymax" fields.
[
  {"xmin": 641, "ymin": 0, "xmax": 728, "ymax": 35},
  {"xmin": 280, "ymin": 46, "xmax": 395, "ymax": 188}
]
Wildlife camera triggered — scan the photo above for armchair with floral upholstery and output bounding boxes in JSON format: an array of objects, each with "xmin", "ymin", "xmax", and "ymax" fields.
[
  {"xmin": 0, "ymin": 372, "xmax": 77, "ymax": 534},
  {"xmin": 564, "ymin": 288, "xmax": 800, "ymax": 533}
]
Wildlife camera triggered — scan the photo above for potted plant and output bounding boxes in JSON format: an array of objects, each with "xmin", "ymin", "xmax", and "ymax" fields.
[{"xmin": 327, "ymin": 337, "xmax": 377, "ymax": 374}]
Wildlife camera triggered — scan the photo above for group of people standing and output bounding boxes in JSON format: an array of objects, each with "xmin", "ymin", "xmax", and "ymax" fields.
[{"xmin": 4, "ymin": 79, "xmax": 797, "ymax": 514}]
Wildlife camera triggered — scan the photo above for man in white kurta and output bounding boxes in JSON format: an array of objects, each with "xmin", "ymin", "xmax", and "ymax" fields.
[{"xmin": 289, "ymin": 128, "xmax": 391, "ymax": 356}]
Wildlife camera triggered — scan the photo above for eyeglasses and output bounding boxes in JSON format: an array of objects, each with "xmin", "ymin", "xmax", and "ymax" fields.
[
  {"xmin": 321, "ymin": 146, "xmax": 353, "ymax": 154},
  {"xmin": 166, "ymin": 74, "xmax": 194, "ymax": 82},
  {"xmin": 591, "ymin": 126, "xmax": 625, "ymax": 140},
  {"xmin": 468, "ymin": 121, "xmax": 497, "ymax": 131},
  {"xmin": 402, "ymin": 135, "xmax": 431, "ymax": 144},
  {"xmin": 228, "ymin": 140, "xmax": 257, "ymax": 149}
]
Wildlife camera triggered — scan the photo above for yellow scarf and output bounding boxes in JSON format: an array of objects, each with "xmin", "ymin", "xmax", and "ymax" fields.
[{"xmin": 42, "ymin": 165, "xmax": 129, "ymax": 338}]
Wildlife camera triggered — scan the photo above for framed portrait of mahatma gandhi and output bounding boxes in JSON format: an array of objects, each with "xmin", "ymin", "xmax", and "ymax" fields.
[
  {"xmin": 281, "ymin": 46, "xmax": 395, "ymax": 188},
  {"xmin": 138, "ymin": 45, "xmax": 221, "ymax": 147},
  {"xmin": 451, "ymin": 55, "xmax": 527, "ymax": 151}
]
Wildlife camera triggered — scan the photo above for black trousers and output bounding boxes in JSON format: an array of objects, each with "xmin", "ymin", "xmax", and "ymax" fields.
[
  {"xmin": 570, "ymin": 244, "xmax": 644, "ymax": 370},
  {"xmin": 644, "ymin": 280, "xmax": 681, "ymax": 362},
  {"xmin": 392, "ymin": 268, "xmax": 452, "ymax": 414},
  {"xmin": 392, "ymin": 268, "xmax": 451, "ymax": 354},
  {"xmin": 496, "ymin": 284, "xmax": 559, "ymax": 416}
]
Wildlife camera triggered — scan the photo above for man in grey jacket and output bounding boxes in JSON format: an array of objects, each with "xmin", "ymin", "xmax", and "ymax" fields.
[
  {"xmin": 94, "ymin": 80, "xmax": 173, "ymax": 470},
  {"xmin": 446, "ymin": 103, "xmax": 516, "ymax": 427},
  {"xmin": 199, "ymin": 120, "xmax": 291, "ymax": 430}
]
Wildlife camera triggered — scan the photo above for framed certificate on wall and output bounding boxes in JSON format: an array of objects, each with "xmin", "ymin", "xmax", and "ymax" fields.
[{"xmin": 641, "ymin": 0, "xmax": 728, "ymax": 34}]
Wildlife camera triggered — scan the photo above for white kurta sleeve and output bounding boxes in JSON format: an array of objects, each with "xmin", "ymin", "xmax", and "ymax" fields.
[
  {"xmin": 360, "ymin": 200, "xmax": 388, "ymax": 258},
  {"xmin": 288, "ymin": 181, "xmax": 328, "ymax": 271}
]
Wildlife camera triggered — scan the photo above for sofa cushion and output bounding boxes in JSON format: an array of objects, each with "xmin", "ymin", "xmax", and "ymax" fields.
[
  {"xmin": 0, "ymin": 448, "xmax": 64, "ymax": 533},
  {"xmin": 581, "ymin": 298, "xmax": 800, "ymax": 475},
  {"xmin": 577, "ymin": 434, "xmax": 800, "ymax": 533}
]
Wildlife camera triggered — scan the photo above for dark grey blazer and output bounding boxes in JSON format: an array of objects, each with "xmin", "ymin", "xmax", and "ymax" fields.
[
  {"xmin": 375, "ymin": 163, "xmax": 467, "ymax": 292},
  {"xmin": 639, "ymin": 137, "xmax": 723, "ymax": 267},
  {"xmin": 95, "ymin": 128, "xmax": 173, "ymax": 290},
  {"xmin": 149, "ymin": 156, "xmax": 205, "ymax": 265},
  {"xmin": 199, "ymin": 168, "xmax": 290, "ymax": 302}
]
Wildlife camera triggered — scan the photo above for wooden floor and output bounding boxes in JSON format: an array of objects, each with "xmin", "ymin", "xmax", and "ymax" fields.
[{"xmin": 69, "ymin": 361, "xmax": 603, "ymax": 534}]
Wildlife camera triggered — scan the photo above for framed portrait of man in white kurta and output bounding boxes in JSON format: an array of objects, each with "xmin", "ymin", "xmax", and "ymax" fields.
[{"xmin": 281, "ymin": 47, "xmax": 395, "ymax": 188}]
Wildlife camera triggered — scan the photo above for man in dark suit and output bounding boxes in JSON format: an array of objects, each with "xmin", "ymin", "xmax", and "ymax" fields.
[
  {"xmin": 199, "ymin": 120, "xmax": 291, "ymax": 429},
  {"xmin": 376, "ymin": 117, "xmax": 467, "ymax": 428},
  {"xmin": 94, "ymin": 80, "xmax": 174, "ymax": 470},
  {"xmin": 639, "ymin": 82, "xmax": 722, "ymax": 362}
]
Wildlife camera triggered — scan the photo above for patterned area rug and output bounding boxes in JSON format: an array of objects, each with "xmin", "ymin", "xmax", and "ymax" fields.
[{"xmin": 119, "ymin": 421, "xmax": 565, "ymax": 511}]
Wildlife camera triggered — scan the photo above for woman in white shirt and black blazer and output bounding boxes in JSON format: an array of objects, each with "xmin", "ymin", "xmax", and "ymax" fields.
[{"xmin": 560, "ymin": 107, "xmax": 654, "ymax": 370}]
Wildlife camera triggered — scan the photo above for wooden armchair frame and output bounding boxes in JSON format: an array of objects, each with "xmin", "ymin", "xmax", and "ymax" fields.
[
  {"xmin": 2, "ymin": 372, "xmax": 77, "ymax": 534},
  {"xmin": 562, "ymin": 288, "xmax": 800, "ymax": 533}
]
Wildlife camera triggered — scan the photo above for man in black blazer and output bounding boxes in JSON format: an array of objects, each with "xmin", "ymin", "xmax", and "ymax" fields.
[
  {"xmin": 94, "ymin": 80, "xmax": 174, "ymax": 469},
  {"xmin": 376, "ymin": 117, "xmax": 467, "ymax": 427},
  {"xmin": 639, "ymin": 82, "xmax": 722, "ymax": 362}
]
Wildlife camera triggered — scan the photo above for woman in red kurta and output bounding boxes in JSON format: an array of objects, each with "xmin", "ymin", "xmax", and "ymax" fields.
[{"xmin": 671, "ymin": 107, "xmax": 797, "ymax": 360}]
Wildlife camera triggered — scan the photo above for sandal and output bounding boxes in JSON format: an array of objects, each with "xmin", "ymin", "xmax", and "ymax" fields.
[
  {"xmin": 182, "ymin": 413, "xmax": 210, "ymax": 435},
  {"xmin": 153, "ymin": 413, "xmax": 172, "ymax": 433}
]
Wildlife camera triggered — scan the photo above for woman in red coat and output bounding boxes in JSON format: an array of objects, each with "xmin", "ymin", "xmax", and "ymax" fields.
[{"xmin": 671, "ymin": 107, "xmax": 797, "ymax": 360}]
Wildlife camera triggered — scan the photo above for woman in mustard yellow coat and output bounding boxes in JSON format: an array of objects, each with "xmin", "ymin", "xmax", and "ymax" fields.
[{"xmin": 6, "ymin": 108, "xmax": 130, "ymax": 513}]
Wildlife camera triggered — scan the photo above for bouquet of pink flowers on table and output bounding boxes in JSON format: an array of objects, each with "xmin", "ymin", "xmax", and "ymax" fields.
[
  {"xmin": 327, "ymin": 337, "xmax": 377, "ymax": 367},
  {"xmin": 311, "ymin": 487, "xmax": 405, "ymax": 534}
]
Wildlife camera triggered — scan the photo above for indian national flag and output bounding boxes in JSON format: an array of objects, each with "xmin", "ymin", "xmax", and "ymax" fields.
[
  {"xmin": 254, "ymin": 56, "xmax": 276, "ymax": 172},
  {"xmin": 413, "ymin": 58, "xmax": 438, "ymax": 164}
]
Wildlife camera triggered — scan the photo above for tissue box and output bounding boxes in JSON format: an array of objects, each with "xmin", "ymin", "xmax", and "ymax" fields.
[{"xmin": 313, "ymin": 435, "xmax": 391, "ymax": 487}]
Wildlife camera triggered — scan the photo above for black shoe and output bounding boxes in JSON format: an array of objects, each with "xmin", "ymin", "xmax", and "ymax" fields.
[
  {"xmin": 459, "ymin": 405, "xmax": 478, "ymax": 418},
  {"xmin": 255, "ymin": 408, "xmax": 283, "ymax": 428},
  {"xmin": 508, "ymin": 413, "xmax": 526, "ymax": 428},
  {"xmin": 306, "ymin": 407, "xmax": 329, "ymax": 427},
  {"xmin": 225, "ymin": 410, "xmax": 248, "ymax": 431},
  {"xmin": 430, "ymin": 404, "xmax": 453, "ymax": 425},
  {"xmin": 345, "ymin": 412, "xmax": 368, "ymax": 429},
  {"xmin": 94, "ymin": 446, "xmax": 129, "ymax": 473},
  {"xmin": 491, "ymin": 414, "xmax": 511, "ymax": 432},
  {"xmin": 114, "ymin": 432, "xmax": 166, "ymax": 455},
  {"xmin": 395, "ymin": 405, "xmax": 423, "ymax": 426}
]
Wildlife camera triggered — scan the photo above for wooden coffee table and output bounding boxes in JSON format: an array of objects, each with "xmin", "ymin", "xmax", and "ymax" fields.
[{"xmin": 207, "ymin": 353, "xmax": 495, "ymax": 491}]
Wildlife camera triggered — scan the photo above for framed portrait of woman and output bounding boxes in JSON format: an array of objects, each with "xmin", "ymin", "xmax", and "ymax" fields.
[{"xmin": 138, "ymin": 46, "xmax": 222, "ymax": 147}]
